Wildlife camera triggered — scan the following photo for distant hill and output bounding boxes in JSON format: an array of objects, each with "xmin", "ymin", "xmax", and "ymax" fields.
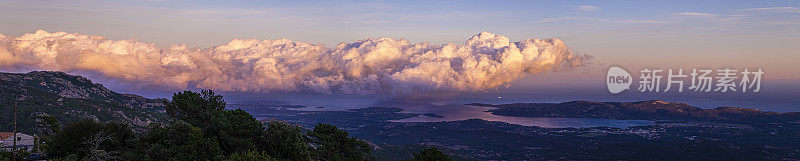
[
  {"xmin": 0, "ymin": 71, "xmax": 166, "ymax": 134},
  {"xmin": 476, "ymin": 100, "xmax": 800, "ymax": 123}
]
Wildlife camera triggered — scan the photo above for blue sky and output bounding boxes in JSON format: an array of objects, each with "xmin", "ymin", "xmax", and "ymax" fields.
[{"xmin": 2, "ymin": 0, "xmax": 798, "ymax": 45}]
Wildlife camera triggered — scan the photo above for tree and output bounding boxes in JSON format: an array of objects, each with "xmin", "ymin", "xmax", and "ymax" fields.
[
  {"xmin": 44, "ymin": 120, "xmax": 136, "ymax": 160},
  {"xmin": 261, "ymin": 120, "xmax": 312, "ymax": 161},
  {"xmin": 135, "ymin": 121, "xmax": 223, "ymax": 161},
  {"xmin": 39, "ymin": 89, "xmax": 386, "ymax": 160},
  {"xmin": 229, "ymin": 150, "xmax": 279, "ymax": 161},
  {"xmin": 164, "ymin": 90, "xmax": 265, "ymax": 155},
  {"xmin": 165, "ymin": 90, "xmax": 226, "ymax": 127},
  {"xmin": 212, "ymin": 109, "xmax": 265, "ymax": 154},
  {"xmin": 36, "ymin": 115, "xmax": 60, "ymax": 135},
  {"xmin": 0, "ymin": 151, "xmax": 13, "ymax": 161},
  {"xmin": 403, "ymin": 147, "xmax": 452, "ymax": 161},
  {"xmin": 309, "ymin": 123, "xmax": 373, "ymax": 161}
]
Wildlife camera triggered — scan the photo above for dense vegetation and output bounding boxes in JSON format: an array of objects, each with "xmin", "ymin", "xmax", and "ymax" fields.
[
  {"xmin": 0, "ymin": 71, "xmax": 450, "ymax": 161},
  {"xmin": 1, "ymin": 90, "xmax": 449, "ymax": 161},
  {"xmin": 403, "ymin": 147, "xmax": 452, "ymax": 161},
  {"xmin": 0, "ymin": 71, "xmax": 165, "ymax": 134}
]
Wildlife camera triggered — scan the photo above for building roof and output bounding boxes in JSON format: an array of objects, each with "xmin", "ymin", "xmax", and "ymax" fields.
[{"xmin": 0, "ymin": 132, "xmax": 16, "ymax": 140}]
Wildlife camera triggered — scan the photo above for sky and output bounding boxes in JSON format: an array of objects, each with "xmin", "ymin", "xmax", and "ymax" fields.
[
  {"xmin": 2, "ymin": 0, "xmax": 798, "ymax": 67},
  {"xmin": 0, "ymin": 0, "xmax": 799, "ymax": 110}
]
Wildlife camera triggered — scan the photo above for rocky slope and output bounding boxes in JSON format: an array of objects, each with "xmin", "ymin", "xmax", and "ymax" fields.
[{"xmin": 0, "ymin": 71, "xmax": 166, "ymax": 134}]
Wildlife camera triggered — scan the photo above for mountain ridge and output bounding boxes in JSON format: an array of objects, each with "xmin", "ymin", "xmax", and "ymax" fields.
[
  {"xmin": 474, "ymin": 100, "xmax": 799, "ymax": 123},
  {"xmin": 0, "ymin": 71, "xmax": 166, "ymax": 134}
]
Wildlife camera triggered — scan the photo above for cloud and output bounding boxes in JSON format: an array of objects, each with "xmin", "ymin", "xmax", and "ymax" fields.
[
  {"xmin": 737, "ymin": 7, "xmax": 800, "ymax": 13},
  {"xmin": 668, "ymin": 8, "xmax": 800, "ymax": 25},
  {"xmin": 0, "ymin": 30, "xmax": 589, "ymax": 94},
  {"xmin": 537, "ymin": 17, "xmax": 667, "ymax": 24},
  {"xmin": 576, "ymin": 6, "xmax": 600, "ymax": 11},
  {"xmin": 672, "ymin": 12, "xmax": 718, "ymax": 17}
]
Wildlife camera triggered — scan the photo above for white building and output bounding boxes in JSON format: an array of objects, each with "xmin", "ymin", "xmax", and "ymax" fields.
[{"xmin": 0, "ymin": 132, "xmax": 36, "ymax": 151}]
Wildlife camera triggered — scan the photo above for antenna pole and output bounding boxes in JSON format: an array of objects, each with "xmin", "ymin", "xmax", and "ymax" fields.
[{"xmin": 13, "ymin": 98, "xmax": 18, "ymax": 159}]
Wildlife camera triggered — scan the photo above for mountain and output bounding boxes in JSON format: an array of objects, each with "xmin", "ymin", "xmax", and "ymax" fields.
[
  {"xmin": 477, "ymin": 100, "xmax": 800, "ymax": 123},
  {"xmin": 0, "ymin": 71, "xmax": 166, "ymax": 134},
  {"xmin": 239, "ymin": 103, "xmax": 800, "ymax": 160}
]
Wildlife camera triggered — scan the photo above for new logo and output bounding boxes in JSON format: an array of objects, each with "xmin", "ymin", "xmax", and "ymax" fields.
[{"xmin": 607, "ymin": 67, "xmax": 632, "ymax": 94}]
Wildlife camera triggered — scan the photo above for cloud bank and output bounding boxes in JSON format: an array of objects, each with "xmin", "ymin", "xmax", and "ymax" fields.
[{"xmin": 0, "ymin": 30, "xmax": 589, "ymax": 94}]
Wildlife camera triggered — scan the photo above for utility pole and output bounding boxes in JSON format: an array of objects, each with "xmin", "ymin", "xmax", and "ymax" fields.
[{"xmin": 13, "ymin": 97, "xmax": 18, "ymax": 160}]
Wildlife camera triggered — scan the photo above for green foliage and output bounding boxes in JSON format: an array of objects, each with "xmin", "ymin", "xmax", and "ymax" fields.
[
  {"xmin": 36, "ymin": 115, "xmax": 61, "ymax": 135},
  {"xmin": 309, "ymin": 123, "xmax": 374, "ymax": 161},
  {"xmin": 0, "ymin": 151, "xmax": 33, "ymax": 161},
  {"xmin": 212, "ymin": 109, "xmax": 265, "ymax": 154},
  {"xmin": 51, "ymin": 154, "xmax": 79, "ymax": 161},
  {"xmin": 228, "ymin": 150, "xmax": 278, "ymax": 161},
  {"xmin": 165, "ymin": 90, "xmax": 265, "ymax": 155},
  {"xmin": 44, "ymin": 120, "xmax": 136, "ymax": 160},
  {"xmin": 1, "ymin": 71, "xmax": 166, "ymax": 135},
  {"xmin": 134, "ymin": 121, "xmax": 223, "ymax": 161},
  {"xmin": 0, "ymin": 151, "xmax": 11, "ymax": 161},
  {"xmin": 165, "ymin": 90, "xmax": 226, "ymax": 127},
  {"xmin": 33, "ymin": 89, "xmax": 378, "ymax": 161},
  {"xmin": 403, "ymin": 147, "xmax": 452, "ymax": 161},
  {"xmin": 261, "ymin": 121, "xmax": 312, "ymax": 161}
]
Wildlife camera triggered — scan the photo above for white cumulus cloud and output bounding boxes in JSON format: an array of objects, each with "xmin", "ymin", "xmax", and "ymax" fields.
[{"xmin": 0, "ymin": 30, "xmax": 589, "ymax": 94}]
